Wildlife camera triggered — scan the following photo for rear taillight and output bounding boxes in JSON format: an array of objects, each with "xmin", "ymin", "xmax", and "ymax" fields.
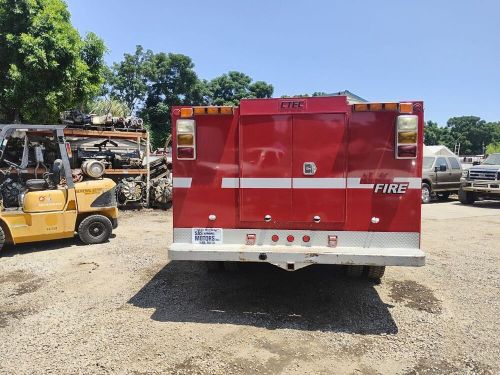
[
  {"xmin": 396, "ymin": 115, "xmax": 418, "ymax": 159},
  {"xmin": 176, "ymin": 119, "xmax": 196, "ymax": 160}
]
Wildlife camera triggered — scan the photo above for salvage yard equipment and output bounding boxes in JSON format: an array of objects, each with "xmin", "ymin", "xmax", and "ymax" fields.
[
  {"xmin": 0, "ymin": 124, "xmax": 118, "ymax": 251},
  {"xmin": 169, "ymin": 97, "xmax": 425, "ymax": 280},
  {"xmin": 61, "ymin": 127, "xmax": 172, "ymax": 208}
]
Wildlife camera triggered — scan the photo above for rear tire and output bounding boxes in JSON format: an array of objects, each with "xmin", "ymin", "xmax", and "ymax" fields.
[
  {"xmin": 421, "ymin": 183, "xmax": 432, "ymax": 204},
  {"xmin": 345, "ymin": 265, "xmax": 364, "ymax": 278},
  {"xmin": 78, "ymin": 215, "xmax": 112, "ymax": 245},
  {"xmin": 366, "ymin": 266, "xmax": 385, "ymax": 281},
  {"xmin": 458, "ymin": 188, "xmax": 476, "ymax": 204}
]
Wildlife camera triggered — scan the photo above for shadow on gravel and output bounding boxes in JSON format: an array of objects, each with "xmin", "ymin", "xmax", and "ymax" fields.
[
  {"xmin": 129, "ymin": 261, "xmax": 398, "ymax": 335},
  {"xmin": 0, "ymin": 234, "xmax": 116, "ymax": 257}
]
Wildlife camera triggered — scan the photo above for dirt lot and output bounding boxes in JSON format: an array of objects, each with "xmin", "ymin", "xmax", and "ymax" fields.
[{"xmin": 0, "ymin": 200, "xmax": 499, "ymax": 374}]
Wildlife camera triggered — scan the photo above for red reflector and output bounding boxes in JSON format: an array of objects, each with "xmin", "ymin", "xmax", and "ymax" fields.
[
  {"xmin": 397, "ymin": 145, "xmax": 417, "ymax": 158},
  {"xmin": 287, "ymin": 235, "xmax": 294, "ymax": 242},
  {"xmin": 271, "ymin": 235, "xmax": 279, "ymax": 242},
  {"xmin": 328, "ymin": 235, "xmax": 337, "ymax": 247},
  {"xmin": 302, "ymin": 235, "xmax": 310, "ymax": 243},
  {"xmin": 177, "ymin": 147, "xmax": 195, "ymax": 159},
  {"xmin": 246, "ymin": 234, "xmax": 256, "ymax": 245}
]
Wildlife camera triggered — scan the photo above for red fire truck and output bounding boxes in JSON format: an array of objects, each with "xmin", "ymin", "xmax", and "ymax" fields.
[{"xmin": 169, "ymin": 96, "xmax": 425, "ymax": 280}]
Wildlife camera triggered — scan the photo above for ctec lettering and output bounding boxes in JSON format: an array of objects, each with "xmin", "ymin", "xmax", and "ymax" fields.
[
  {"xmin": 279, "ymin": 100, "xmax": 306, "ymax": 111},
  {"xmin": 374, "ymin": 183, "xmax": 409, "ymax": 194}
]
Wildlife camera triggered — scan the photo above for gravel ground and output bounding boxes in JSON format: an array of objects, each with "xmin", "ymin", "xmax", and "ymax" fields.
[{"xmin": 0, "ymin": 199, "xmax": 499, "ymax": 374}]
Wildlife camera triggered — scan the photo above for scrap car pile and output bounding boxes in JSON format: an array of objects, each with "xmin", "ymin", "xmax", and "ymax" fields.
[{"xmin": 60, "ymin": 109, "xmax": 172, "ymax": 208}]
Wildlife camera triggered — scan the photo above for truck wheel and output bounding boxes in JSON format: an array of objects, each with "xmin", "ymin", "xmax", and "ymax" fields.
[
  {"xmin": 78, "ymin": 215, "xmax": 112, "ymax": 245},
  {"xmin": 458, "ymin": 188, "xmax": 476, "ymax": 205},
  {"xmin": 345, "ymin": 265, "xmax": 364, "ymax": 278},
  {"xmin": 421, "ymin": 183, "xmax": 432, "ymax": 204},
  {"xmin": 366, "ymin": 266, "xmax": 385, "ymax": 281},
  {"xmin": 437, "ymin": 192, "xmax": 450, "ymax": 200}
]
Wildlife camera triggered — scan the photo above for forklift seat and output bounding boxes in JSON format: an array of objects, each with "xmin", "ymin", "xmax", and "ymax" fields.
[{"xmin": 26, "ymin": 179, "xmax": 48, "ymax": 191}]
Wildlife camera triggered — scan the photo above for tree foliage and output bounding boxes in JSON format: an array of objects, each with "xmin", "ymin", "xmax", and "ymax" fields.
[
  {"xmin": 0, "ymin": 0, "xmax": 106, "ymax": 123},
  {"xmin": 106, "ymin": 45, "xmax": 152, "ymax": 113},
  {"xmin": 207, "ymin": 71, "xmax": 273, "ymax": 106},
  {"xmin": 424, "ymin": 117, "xmax": 500, "ymax": 155},
  {"xmin": 107, "ymin": 47, "xmax": 274, "ymax": 148}
]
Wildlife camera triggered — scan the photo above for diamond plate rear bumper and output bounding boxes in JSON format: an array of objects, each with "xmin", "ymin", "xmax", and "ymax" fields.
[{"xmin": 169, "ymin": 229, "xmax": 425, "ymax": 270}]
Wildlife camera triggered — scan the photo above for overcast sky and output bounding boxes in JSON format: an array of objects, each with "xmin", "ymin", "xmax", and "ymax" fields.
[{"xmin": 66, "ymin": 0, "xmax": 500, "ymax": 125}]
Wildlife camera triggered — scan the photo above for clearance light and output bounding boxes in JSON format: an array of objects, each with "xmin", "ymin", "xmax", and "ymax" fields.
[
  {"xmin": 384, "ymin": 103, "xmax": 399, "ymax": 111},
  {"xmin": 399, "ymin": 102, "xmax": 413, "ymax": 114},
  {"xmin": 353, "ymin": 103, "xmax": 369, "ymax": 112},
  {"xmin": 302, "ymin": 235, "xmax": 311, "ymax": 243},
  {"xmin": 353, "ymin": 102, "xmax": 401, "ymax": 112},
  {"xmin": 287, "ymin": 235, "xmax": 295, "ymax": 243},
  {"xmin": 180, "ymin": 107, "xmax": 193, "ymax": 118},
  {"xmin": 271, "ymin": 234, "xmax": 279, "ymax": 242},
  {"xmin": 176, "ymin": 119, "xmax": 196, "ymax": 160},
  {"xmin": 192, "ymin": 106, "xmax": 234, "ymax": 115},
  {"xmin": 396, "ymin": 115, "xmax": 418, "ymax": 159}
]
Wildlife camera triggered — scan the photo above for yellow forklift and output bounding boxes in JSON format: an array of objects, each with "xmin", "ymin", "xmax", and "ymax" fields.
[{"xmin": 0, "ymin": 124, "xmax": 118, "ymax": 251}]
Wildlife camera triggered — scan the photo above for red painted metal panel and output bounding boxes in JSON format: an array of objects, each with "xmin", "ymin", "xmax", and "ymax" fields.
[
  {"xmin": 292, "ymin": 113, "xmax": 347, "ymax": 223},
  {"xmin": 346, "ymin": 108, "xmax": 424, "ymax": 232},
  {"xmin": 240, "ymin": 96, "xmax": 349, "ymax": 116},
  {"xmin": 172, "ymin": 109, "xmax": 239, "ymax": 228},
  {"xmin": 239, "ymin": 115, "xmax": 292, "ymax": 222}
]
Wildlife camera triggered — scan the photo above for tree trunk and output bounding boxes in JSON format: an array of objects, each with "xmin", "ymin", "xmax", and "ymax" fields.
[{"xmin": 13, "ymin": 108, "xmax": 21, "ymax": 124}]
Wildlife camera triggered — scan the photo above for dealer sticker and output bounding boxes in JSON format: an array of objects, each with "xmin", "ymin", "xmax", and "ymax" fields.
[{"xmin": 192, "ymin": 228, "xmax": 223, "ymax": 245}]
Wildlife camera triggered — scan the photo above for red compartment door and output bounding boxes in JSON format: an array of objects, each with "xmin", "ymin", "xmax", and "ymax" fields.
[
  {"xmin": 292, "ymin": 114, "xmax": 347, "ymax": 223},
  {"xmin": 239, "ymin": 115, "xmax": 292, "ymax": 222}
]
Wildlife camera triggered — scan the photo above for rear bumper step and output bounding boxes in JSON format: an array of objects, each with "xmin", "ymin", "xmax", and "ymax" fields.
[{"xmin": 168, "ymin": 243, "xmax": 425, "ymax": 269}]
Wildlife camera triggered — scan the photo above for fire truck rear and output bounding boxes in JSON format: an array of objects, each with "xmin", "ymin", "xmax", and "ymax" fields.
[{"xmin": 169, "ymin": 96, "xmax": 425, "ymax": 279}]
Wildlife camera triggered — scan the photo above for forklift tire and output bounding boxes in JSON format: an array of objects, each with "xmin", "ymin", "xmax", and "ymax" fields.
[
  {"xmin": 345, "ymin": 265, "xmax": 364, "ymax": 278},
  {"xmin": 458, "ymin": 188, "xmax": 476, "ymax": 205},
  {"xmin": 366, "ymin": 266, "xmax": 385, "ymax": 281},
  {"xmin": 0, "ymin": 226, "xmax": 5, "ymax": 252},
  {"xmin": 78, "ymin": 215, "xmax": 112, "ymax": 245}
]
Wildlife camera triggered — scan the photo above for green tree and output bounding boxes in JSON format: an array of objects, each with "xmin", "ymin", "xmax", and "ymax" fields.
[
  {"xmin": 140, "ymin": 53, "xmax": 208, "ymax": 148},
  {"xmin": 0, "ymin": 0, "xmax": 106, "ymax": 123},
  {"xmin": 423, "ymin": 121, "xmax": 451, "ymax": 146},
  {"xmin": 486, "ymin": 142, "xmax": 500, "ymax": 155},
  {"xmin": 107, "ymin": 45, "xmax": 152, "ymax": 114},
  {"xmin": 446, "ymin": 116, "xmax": 495, "ymax": 155},
  {"xmin": 207, "ymin": 71, "xmax": 273, "ymax": 105}
]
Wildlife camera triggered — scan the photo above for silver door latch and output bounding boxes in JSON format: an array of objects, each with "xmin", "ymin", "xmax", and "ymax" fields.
[{"xmin": 303, "ymin": 162, "xmax": 317, "ymax": 176}]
